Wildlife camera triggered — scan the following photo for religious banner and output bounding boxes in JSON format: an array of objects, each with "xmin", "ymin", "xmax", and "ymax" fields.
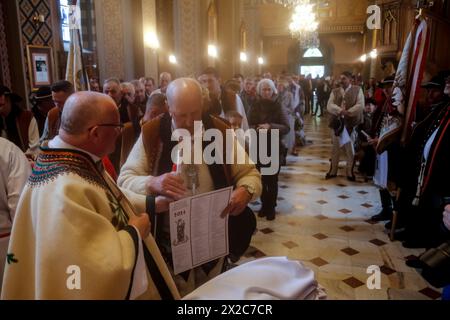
[
  {"xmin": 65, "ymin": 0, "xmax": 89, "ymax": 91},
  {"xmin": 376, "ymin": 16, "xmax": 430, "ymax": 153}
]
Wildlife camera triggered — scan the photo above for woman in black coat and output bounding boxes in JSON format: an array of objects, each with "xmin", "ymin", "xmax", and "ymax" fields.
[{"xmin": 248, "ymin": 79, "xmax": 290, "ymax": 221}]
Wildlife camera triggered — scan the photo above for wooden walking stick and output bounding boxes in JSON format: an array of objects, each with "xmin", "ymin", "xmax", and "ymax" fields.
[{"xmin": 390, "ymin": 188, "xmax": 401, "ymax": 241}]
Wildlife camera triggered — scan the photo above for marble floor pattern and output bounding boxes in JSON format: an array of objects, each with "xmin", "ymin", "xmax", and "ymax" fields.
[{"xmin": 242, "ymin": 115, "xmax": 442, "ymax": 300}]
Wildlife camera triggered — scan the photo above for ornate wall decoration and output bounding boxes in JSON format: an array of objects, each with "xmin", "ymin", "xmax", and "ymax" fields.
[
  {"xmin": 19, "ymin": 0, "xmax": 54, "ymax": 90},
  {"xmin": 19, "ymin": 0, "xmax": 53, "ymax": 46},
  {"xmin": 0, "ymin": 1, "xmax": 11, "ymax": 87},
  {"xmin": 381, "ymin": 6, "xmax": 399, "ymax": 47},
  {"xmin": 243, "ymin": 5, "xmax": 261, "ymax": 76},
  {"xmin": 174, "ymin": 0, "xmax": 202, "ymax": 77},
  {"xmin": 318, "ymin": 24, "xmax": 365, "ymax": 34},
  {"xmin": 100, "ymin": 0, "xmax": 125, "ymax": 80}
]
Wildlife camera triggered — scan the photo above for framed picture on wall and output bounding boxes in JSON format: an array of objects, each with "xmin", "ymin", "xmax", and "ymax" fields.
[{"xmin": 26, "ymin": 45, "xmax": 55, "ymax": 90}]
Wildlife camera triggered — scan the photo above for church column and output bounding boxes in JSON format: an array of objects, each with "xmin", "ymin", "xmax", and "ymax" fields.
[
  {"xmin": 216, "ymin": 0, "xmax": 241, "ymax": 80},
  {"xmin": 243, "ymin": 2, "xmax": 261, "ymax": 77},
  {"xmin": 206, "ymin": 0, "xmax": 218, "ymax": 68},
  {"xmin": 173, "ymin": 0, "xmax": 203, "ymax": 77},
  {"xmin": 95, "ymin": 0, "xmax": 126, "ymax": 81},
  {"xmin": 95, "ymin": 0, "xmax": 155, "ymax": 82},
  {"xmin": 141, "ymin": 0, "xmax": 159, "ymax": 81}
]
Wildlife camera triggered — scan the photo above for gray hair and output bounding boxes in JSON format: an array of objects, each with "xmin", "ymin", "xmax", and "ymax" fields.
[
  {"xmin": 120, "ymin": 82, "xmax": 135, "ymax": 96},
  {"xmin": 103, "ymin": 78, "xmax": 121, "ymax": 86},
  {"xmin": 256, "ymin": 78, "xmax": 278, "ymax": 96},
  {"xmin": 159, "ymin": 72, "xmax": 172, "ymax": 81}
]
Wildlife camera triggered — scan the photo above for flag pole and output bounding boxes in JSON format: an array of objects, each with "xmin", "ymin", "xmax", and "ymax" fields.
[{"xmin": 76, "ymin": 27, "xmax": 89, "ymax": 90}]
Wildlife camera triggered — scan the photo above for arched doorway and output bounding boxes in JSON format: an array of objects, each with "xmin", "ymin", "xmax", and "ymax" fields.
[
  {"xmin": 300, "ymin": 48, "xmax": 325, "ymax": 78},
  {"xmin": 288, "ymin": 40, "xmax": 334, "ymax": 76}
]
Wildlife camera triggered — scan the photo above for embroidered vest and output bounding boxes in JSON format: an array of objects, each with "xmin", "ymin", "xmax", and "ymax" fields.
[{"xmin": 331, "ymin": 86, "xmax": 363, "ymax": 130}]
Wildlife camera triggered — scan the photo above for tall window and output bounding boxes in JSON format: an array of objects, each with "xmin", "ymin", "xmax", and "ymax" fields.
[
  {"xmin": 59, "ymin": 0, "xmax": 96, "ymax": 52},
  {"xmin": 60, "ymin": 0, "xmax": 70, "ymax": 43}
]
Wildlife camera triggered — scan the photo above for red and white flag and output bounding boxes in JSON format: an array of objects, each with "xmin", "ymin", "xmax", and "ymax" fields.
[
  {"xmin": 377, "ymin": 16, "xmax": 431, "ymax": 153},
  {"xmin": 401, "ymin": 18, "xmax": 431, "ymax": 144}
]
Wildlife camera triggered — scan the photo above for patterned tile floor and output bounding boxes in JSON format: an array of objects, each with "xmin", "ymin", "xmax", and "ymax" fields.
[{"xmin": 242, "ymin": 115, "xmax": 442, "ymax": 300}]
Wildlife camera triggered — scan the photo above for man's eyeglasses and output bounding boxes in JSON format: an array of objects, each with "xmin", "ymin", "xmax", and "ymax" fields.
[{"xmin": 88, "ymin": 123, "xmax": 125, "ymax": 131}]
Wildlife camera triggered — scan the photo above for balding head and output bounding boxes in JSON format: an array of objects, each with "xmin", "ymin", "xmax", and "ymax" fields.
[
  {"xmin": 61, "ymin": 92, "xmax": 117, "ymax": 134},
  {"xmin": 59, "ymin": 92, "xmax": 121, "ymax": 157},
  {"xmin": 166, "ymin": 78, "xmax": 203, "ymax": 134}
]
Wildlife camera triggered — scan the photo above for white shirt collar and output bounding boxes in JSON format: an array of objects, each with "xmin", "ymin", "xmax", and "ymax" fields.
[
  {"xmin": 343, "ymin": 84, "xmax": 352, "ymax": 93},
  {"xmin": 48, "ymin": 136, "xmax": 101, "ymax": 163}
]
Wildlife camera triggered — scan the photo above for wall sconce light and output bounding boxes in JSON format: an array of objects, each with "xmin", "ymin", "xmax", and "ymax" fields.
[
  {"xmin": 240, "ymin": 52, "xmax": 248, "ymax": 62},
  {"xmin": 169, "ymin": 54, "xmax": 177, "ymax": 64},
  {"xmin": 208, "ymin": 44, "xmax": 218, "ymax": 58},
  {"xmin": 258, "ymin": 57, "xmax": 264, "ymax": 65},
  {"xmin": 32, "ymin": 13, "xmax": 45, "ymax": 25},
  {"xmin": 144, "ymin": 32, "xmax": 160, "ymax": 50},
  {"xmin": 360, "ymin": 49, "xmax": 377, "ymax": 63}
]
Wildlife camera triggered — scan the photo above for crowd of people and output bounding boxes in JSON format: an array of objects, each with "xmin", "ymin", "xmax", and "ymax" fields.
[{"xmin": 1, "ymin": 65, "xmax": 449, "ymax": 298}]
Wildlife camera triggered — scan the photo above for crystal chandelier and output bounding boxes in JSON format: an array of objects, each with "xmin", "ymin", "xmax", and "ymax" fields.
[{"xmin": 289, "ymin": 0, "xmax": 320, "ymax": 49}]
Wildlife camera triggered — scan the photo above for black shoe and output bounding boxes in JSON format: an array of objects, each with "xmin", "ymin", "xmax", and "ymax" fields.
[
  {"xmin": 392, "ymin": 229, "xmax": 408, "ymax": 241},
  {"xmin": 266, "ymin": 210, "xmax": 276, "ymax": 221},
  {"xmin": 347, "ymin": 176, "xmax": 356, "ymax": 182},
  {"xmin": 405, "ymin": 256, "xmax": 426, "ymax": 269},
  {"xmin": 385, "ymin": 220, "xmax": 404, "ymax": 230},
  {"xmin": 402, "ymin": 240, "xmax": 430, "ymax": 249},
  {"xmin": 325, "ymin": 173, "xmax": 337, "ymax": 180},
  {"xmin": 257, "ymin": 210, "xmax": 266, "ymax": 218},
  {"xmin": 371, "ymin": 209, "xmax": 393, "ymax": 222}
]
